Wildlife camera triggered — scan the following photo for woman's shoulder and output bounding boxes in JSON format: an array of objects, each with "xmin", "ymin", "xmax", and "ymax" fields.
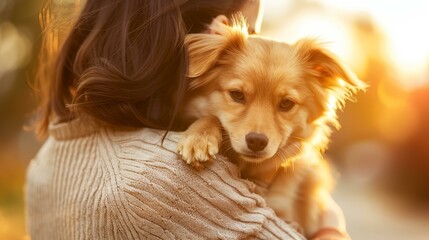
[
  {"xmin": 102, "ymin": 127, "xmax": 193, "ymax": 183},
  {"xmin": 103, "ymin": 126, "xmax": 242, "ymax": 192},
  {"xmin": 48, "ymin": 116, "xmax": 181, "ymax": 165},
  {"xmin": 103, "ymin": 127, "xmax": 304, "ymax": 239},
  {"xmin": 31, "ymin": 118, "xmax": 303, "ymax": 239},
  {"xmin": 102, "ymin": 126, "xmax": 190, "ymax": 185},
  {"xmin": 106, "ymin": 126, "xmax": 301, "ymax": 239},
  {"xmin": 105, "ymin": 126, "xmax": 181, "ymax": 161}
]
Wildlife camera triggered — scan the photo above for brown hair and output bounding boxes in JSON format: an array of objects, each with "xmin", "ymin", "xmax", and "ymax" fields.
[{"xmin": 34, "ymin": 0, "xmax": 247, "ymax": 138}]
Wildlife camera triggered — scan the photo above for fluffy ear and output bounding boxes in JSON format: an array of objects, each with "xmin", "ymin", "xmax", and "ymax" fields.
[
  {"xmin": 185, "ymin": 16, "xmax": 248, "ymax": 80},
  {"xmin": 292, "ymin": 38, "xmax": 367, "ymax": 91},
  {"xmin": 292, "ymin": 38, "xmax": 367, "ymax": 108},
  {"xmin": 185, "ymin": 34, "xmax": 227, "ymax": 78},
  {"xmin": 291, "ymin": 39, "xmax": 368, "ymax": 133}
]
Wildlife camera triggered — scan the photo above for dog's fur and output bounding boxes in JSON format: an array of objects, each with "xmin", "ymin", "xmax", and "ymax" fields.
[{"xmin": 177, "ymin": 19, "xmax": 366, "ymax": 237}]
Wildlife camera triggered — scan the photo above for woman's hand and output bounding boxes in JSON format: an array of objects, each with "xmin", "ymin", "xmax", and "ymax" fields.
[
  {"xmin": 310, "ymin": 192, "xmax": 351, "ymax": 240},
  {"xmin": 310, "ymin": 228, "xmax": 351, "ymax": 240}
]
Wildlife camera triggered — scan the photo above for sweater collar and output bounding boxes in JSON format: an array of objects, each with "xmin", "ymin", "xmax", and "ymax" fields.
[{"xmin": 49, "ymin": 116, "xmax": 101, "ymax": 140}]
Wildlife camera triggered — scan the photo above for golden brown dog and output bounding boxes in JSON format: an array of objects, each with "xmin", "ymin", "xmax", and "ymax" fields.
[{"xmin": 177, "ymin": 19, "xmax": 366, "ymax": 238}]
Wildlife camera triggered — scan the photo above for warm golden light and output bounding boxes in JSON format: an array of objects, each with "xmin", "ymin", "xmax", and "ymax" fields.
[
  {"xmin": 323, "ymin": 0, "xmax": 429, "ymax": 90},
  {"xmin": 1, "ymin": 1, "xmax": 428, "ymax": 240},
  {"xmin": 265, "ymin": 0, "xmax": 429, "ymax": 90}
]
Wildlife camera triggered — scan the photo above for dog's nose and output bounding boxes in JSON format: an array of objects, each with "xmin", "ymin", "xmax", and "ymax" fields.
[{"xmin": 245, "ymin": 132, "xmax": 269, "ymax": 152}]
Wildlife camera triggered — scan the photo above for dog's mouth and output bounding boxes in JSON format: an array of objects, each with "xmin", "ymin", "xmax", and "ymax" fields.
[
  {"xmin": 242, "ymin": 153, "xmax": 264, "ymax": 159},
  {"xmin": 239, "ymin": 152, "xmax": 272, "ymax": 163}
]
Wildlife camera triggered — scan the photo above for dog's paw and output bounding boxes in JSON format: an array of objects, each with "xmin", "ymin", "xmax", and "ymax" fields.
[{"xmin": 177, "ymin": 133, "xmax": 219, "ymax": 167}]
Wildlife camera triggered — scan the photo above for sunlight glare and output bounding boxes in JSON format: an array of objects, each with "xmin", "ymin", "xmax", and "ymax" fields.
[{"xmin": 323, "ymin": 0, "xmax": 429, "ymax": 90}]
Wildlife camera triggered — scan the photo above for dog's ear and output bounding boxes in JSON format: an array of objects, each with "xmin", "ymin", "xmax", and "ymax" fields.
[
  {"xmin": 292, "ymin": 38, "xmax": 367, "ymax": 91},
  {"xmin": 292, "ymin": 39, "xmax": 367, "ymax": 131},
  {"xmin": 185, "ymin": 16, "xmax": 248, "ymax": 80},
  {"xmin": 292, "ymin": 38, "xmax": 367, "ymax": 108},
  {"xmin": 185, "ymin": 34, "xmax": 228, "ymax": 78}
]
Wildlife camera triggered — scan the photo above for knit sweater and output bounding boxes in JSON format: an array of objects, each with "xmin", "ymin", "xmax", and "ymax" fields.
[{"xmin": 25, "ymin": 118, "xmax": 304, "ymax": 240}]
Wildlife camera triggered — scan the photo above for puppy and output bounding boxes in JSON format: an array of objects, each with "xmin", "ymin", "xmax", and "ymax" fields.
[{"xmin": 177, "ymin": 19, "xmax": 366, "ymax": 238}]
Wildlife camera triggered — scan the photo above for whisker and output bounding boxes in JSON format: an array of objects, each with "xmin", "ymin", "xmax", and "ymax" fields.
[
  {"xmin": 275, "ymin": 141, "xmax": 305, "ymax": 170},
  {"xmin": 288, "ymin": 135, "xmax": 306, "ymax": 141}
]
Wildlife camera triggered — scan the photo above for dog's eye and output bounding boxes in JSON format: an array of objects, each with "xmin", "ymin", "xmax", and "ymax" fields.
[
  {"xmin": 229, "ymin": 90, "xmax": 245, "ymax": 103},
  {"xmin": 279, "ymin": 99, "xmax": 295, "ymax": 111}
]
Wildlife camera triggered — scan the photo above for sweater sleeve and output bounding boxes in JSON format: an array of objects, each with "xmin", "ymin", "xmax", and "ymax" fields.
[{"xmin": 102, "ymin": 127, "xmax": 305, "ymax": 240}]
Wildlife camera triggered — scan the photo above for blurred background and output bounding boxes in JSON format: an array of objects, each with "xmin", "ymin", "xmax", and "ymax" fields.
[{"xmin": 0, "ymin": 0, "xmax": 428, "ymax": 239}]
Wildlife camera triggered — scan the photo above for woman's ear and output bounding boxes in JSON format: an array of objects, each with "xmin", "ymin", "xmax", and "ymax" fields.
[
  {"xmin": 208, "ymin": 15, "xmax": 229, "ymax": 35},
  {"xmin": 185, "ymin": 15, "xmax": 248, "ymax": 79}
]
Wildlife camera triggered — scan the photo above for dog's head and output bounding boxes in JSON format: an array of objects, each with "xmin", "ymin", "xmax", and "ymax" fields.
[{"xmin": 185, "ymin": 20, "xmax": 366, "ymax": 163}]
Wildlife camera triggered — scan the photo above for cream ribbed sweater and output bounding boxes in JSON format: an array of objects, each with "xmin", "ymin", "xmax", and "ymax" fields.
[{"xmin": 25, "ymin": 118, "xmax": 304, "ymax": 240}]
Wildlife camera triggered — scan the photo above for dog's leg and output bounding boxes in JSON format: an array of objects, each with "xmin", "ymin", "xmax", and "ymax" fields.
[{"xmin": 177, "ymin": 116, "xmax": 222, "ymax": 167}]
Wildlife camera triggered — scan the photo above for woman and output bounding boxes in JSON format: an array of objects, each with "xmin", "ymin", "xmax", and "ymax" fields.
[{"xmin": 26, "ymin": 0, "xmax": 345, "ymax": 239}]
